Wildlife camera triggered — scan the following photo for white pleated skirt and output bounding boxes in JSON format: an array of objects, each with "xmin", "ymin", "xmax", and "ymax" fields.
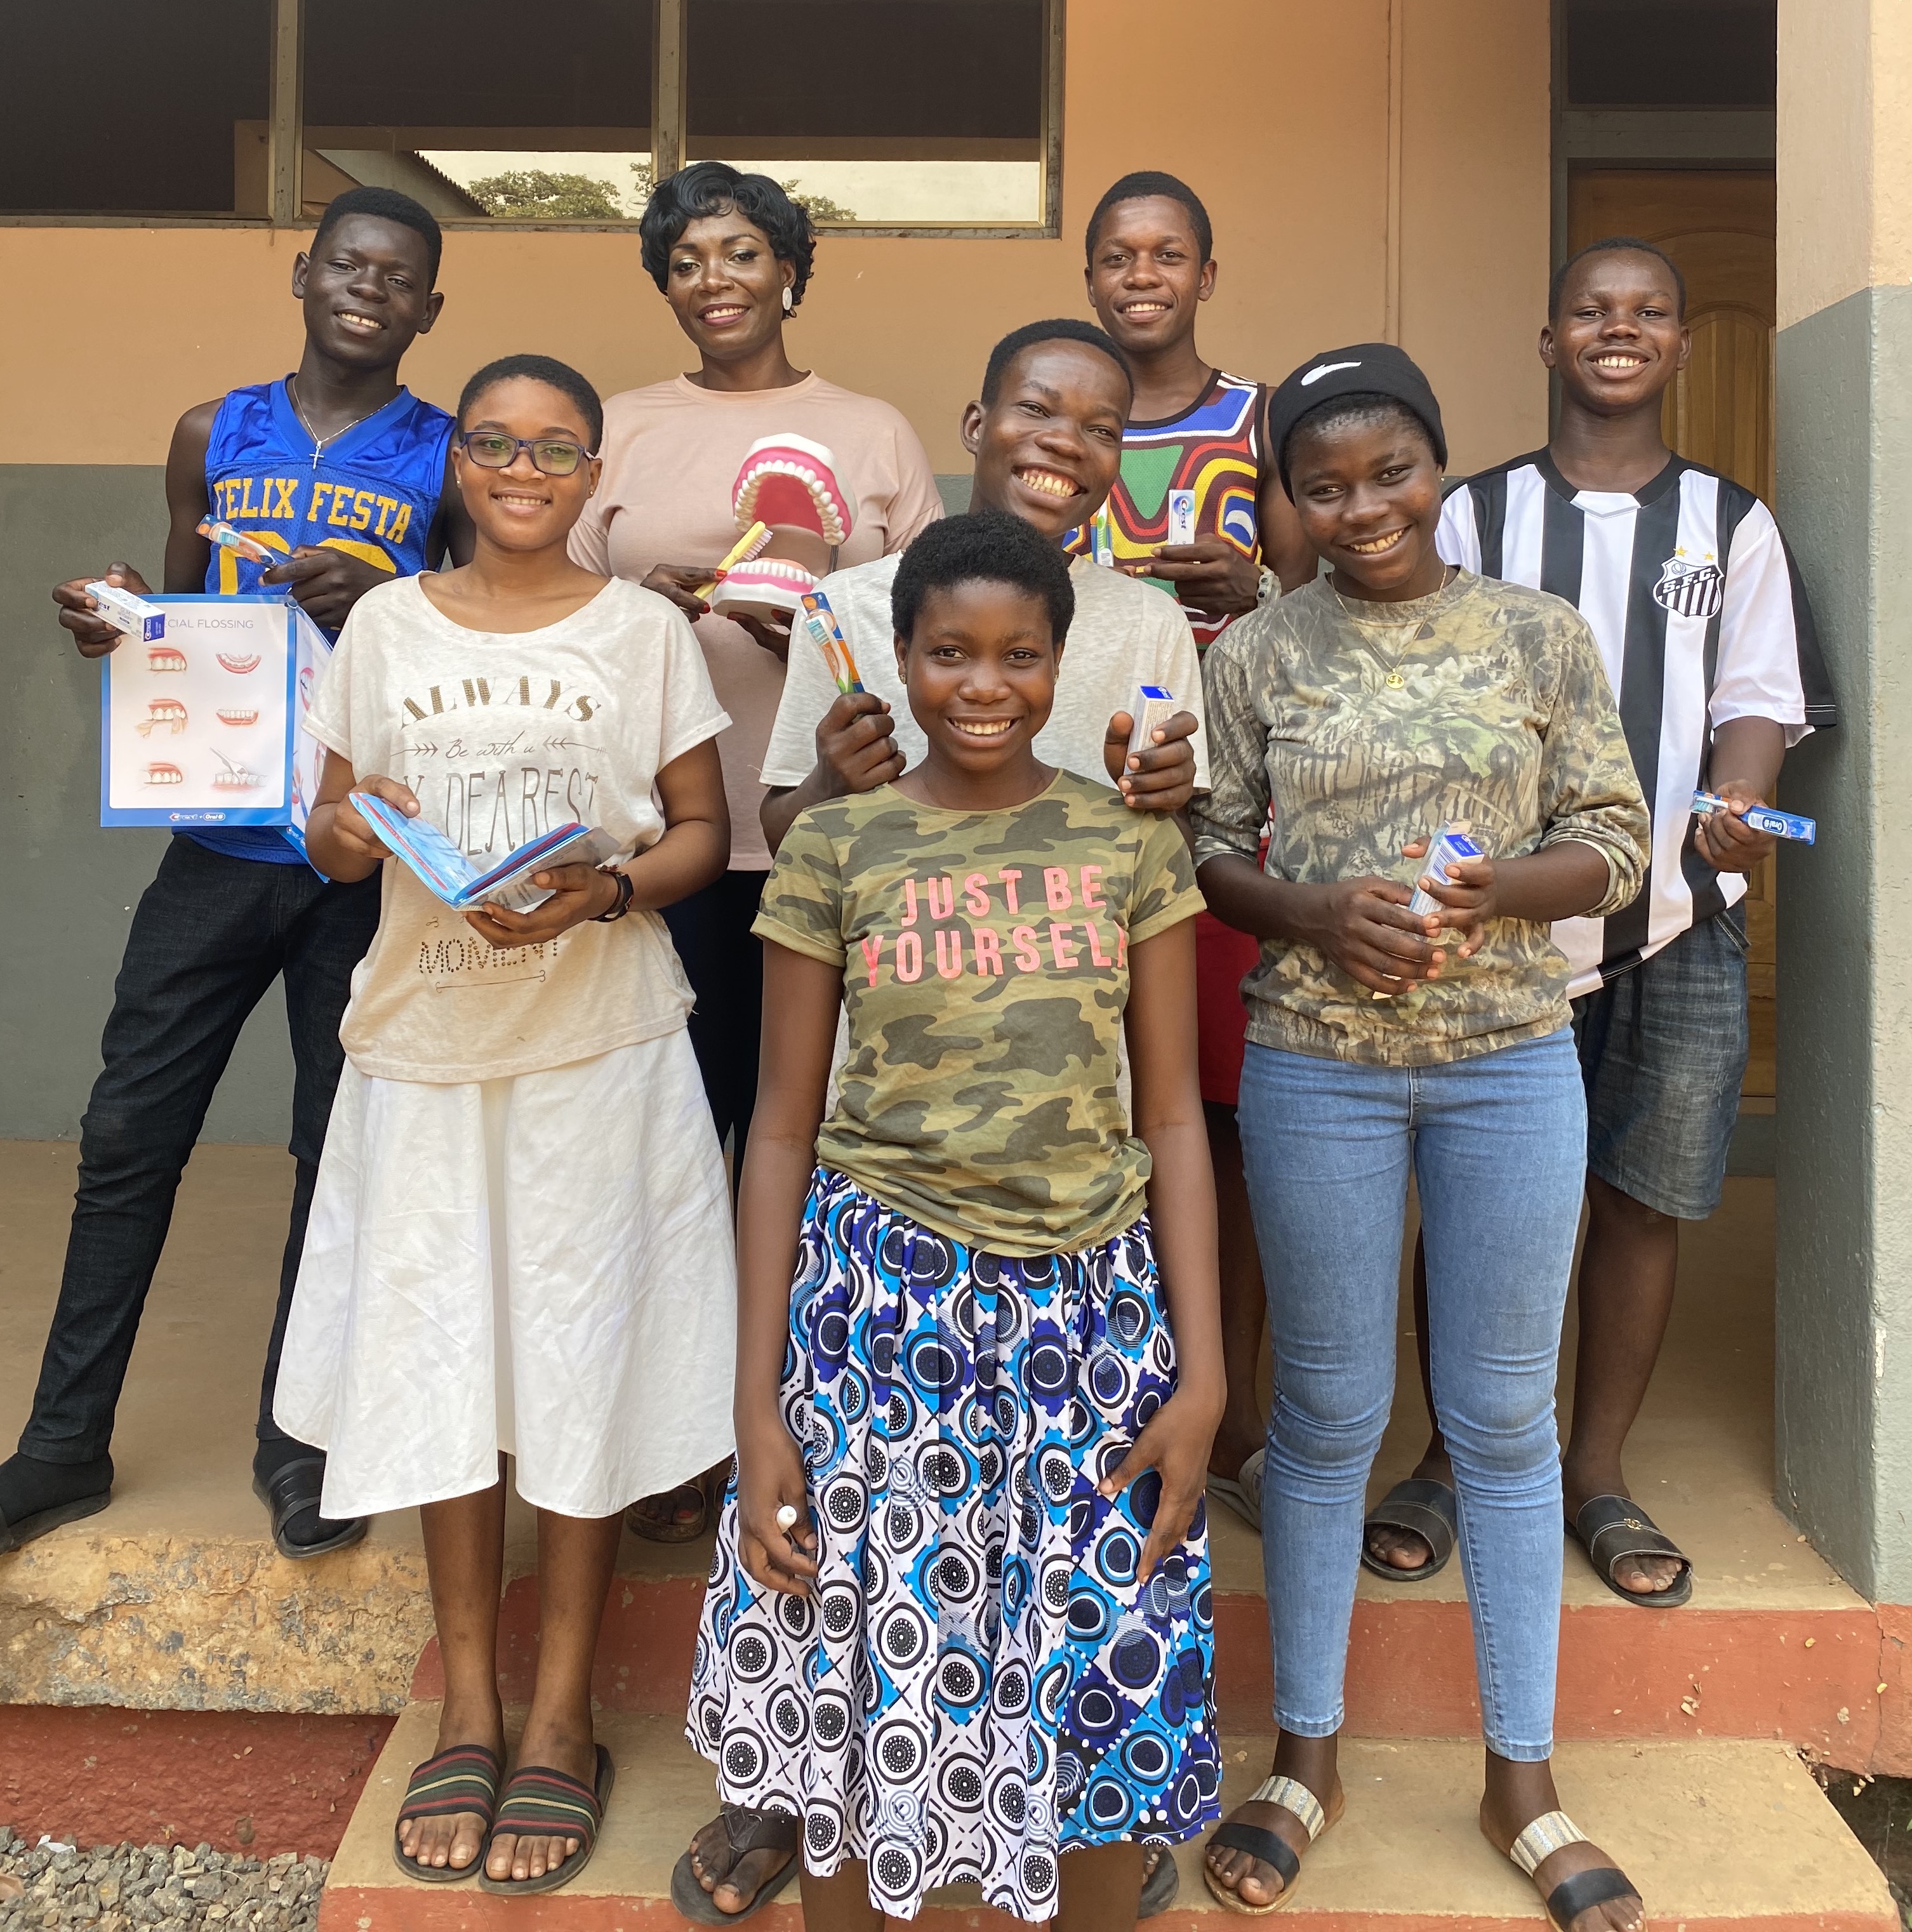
[{"xmin": 274, "ymin": 1028, "xmax": 738, "ymax": 1521}]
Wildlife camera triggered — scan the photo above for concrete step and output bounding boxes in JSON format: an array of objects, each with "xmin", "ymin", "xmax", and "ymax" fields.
[
  {"xmin": 6, "ymin": 1140, "xmax": 1908, "ymax": 1797},
  {"xmin": 404, "ymin": 1512, "xmax": 1904, "ymax": 1766},
  {"xmin": 317, "ymin": 1703, "xmax": 1900, "ymax": 1930}
]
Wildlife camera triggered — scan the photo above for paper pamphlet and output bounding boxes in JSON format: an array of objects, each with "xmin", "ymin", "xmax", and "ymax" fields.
[{"xmin": 351, "ymin": 793, "xmax": 622, "ymax": 912}]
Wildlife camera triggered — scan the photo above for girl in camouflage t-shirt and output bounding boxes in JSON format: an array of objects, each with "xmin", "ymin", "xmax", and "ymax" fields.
[
  {"xmin": 686, "ymin": 513, "xmax": 1226, "ymax": 1927},
  {"xmin": 1192, "ymin": 348, "xmax": 1650, "ymax": 1932}
]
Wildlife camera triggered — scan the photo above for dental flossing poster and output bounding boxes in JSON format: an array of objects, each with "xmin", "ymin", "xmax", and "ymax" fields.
[{"xmin": 101, "ymin": 595, "xmax": 330, "ymax": 840}]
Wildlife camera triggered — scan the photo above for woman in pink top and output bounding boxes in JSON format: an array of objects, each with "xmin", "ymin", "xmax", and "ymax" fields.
[{"xmin": 570, "ymin": 162, "xmax": 941, "ymax": 1544}]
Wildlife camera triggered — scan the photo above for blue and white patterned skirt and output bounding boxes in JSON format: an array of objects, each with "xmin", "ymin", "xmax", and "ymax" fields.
[{"xmin": 687, "ymin": 1168, "xmax": 1219, "ymax": 1923}]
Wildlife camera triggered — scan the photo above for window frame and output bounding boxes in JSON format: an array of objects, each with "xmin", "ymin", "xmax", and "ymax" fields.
[{"xmin": 0, "ymin": 0, "xmax": 1065, "ymax": 238}]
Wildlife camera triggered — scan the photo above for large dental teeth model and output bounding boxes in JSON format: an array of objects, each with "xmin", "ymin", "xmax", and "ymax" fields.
[{"xmin": 709, "ymin": 433, "xmax": 857, "ymax": 623}]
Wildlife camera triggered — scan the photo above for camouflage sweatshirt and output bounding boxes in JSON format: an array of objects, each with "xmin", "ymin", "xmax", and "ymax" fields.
[{"xmin": 1192, "ymin": 570, "xmax": 1648, "ymax": 1067}]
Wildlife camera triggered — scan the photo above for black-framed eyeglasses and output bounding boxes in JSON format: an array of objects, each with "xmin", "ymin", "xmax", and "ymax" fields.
[{"xmin": 456, "ymin": 432, "xmax": 595, "ymax": 477}]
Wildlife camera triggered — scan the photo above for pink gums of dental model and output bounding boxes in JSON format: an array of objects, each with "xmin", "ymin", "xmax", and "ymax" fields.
[{"xmin": 711, "ymin": 435, "xmax": 857, "ymax": 621}]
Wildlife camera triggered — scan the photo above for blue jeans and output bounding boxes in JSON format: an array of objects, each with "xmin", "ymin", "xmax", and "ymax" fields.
[
  {"xmin": 18, "ymin": 836, "xmax": 379, "ymax": 1464},
  {"xmin": 1237, "ymin": 1029, "xmax": 1585, "ymax": 1761}
]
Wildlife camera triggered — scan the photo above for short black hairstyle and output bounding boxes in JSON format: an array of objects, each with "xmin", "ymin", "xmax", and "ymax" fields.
[
  {"xmin": 1084, "ymin": 169, "xmax": 1214, "ymax": 267},
  {"xmin": 639, "ymin": 162, "xmax": 816, "ymax": 310},
  {"xmin": 980, "ymin": 319, "xmax": 1132, "ymax": 407},
  {"xmin": 1282, "ymin": 393, "xmax": 1439, "ymax": 479},
  {"xmin": 891, "ymin": 510, "xmax": 1075, "ymax": 648},
  {"xmin": 311, "ymin": 187, "xmax": 443, "ymax": 284},
  {"xmin": 456, "ymin": 354, "xmax": 604, "ymax": 451},
  {"xmin": 1548, "ymin": 235, "xmax": 1687, "ymax": 321}
]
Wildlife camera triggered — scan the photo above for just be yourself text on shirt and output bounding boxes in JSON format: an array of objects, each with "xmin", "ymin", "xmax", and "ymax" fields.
[{"xmin": 875, "ymin": 863, "xmax": 1134, "ymax": 985}]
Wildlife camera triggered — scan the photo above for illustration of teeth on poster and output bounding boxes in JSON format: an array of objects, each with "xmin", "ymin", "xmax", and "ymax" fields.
[{"xmin": 101, "ymin": 595, "xmax": 331, "ymax": 850}]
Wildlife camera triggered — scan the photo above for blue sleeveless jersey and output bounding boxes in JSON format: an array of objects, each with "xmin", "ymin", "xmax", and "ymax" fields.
[
  {"xmin": 195, "ymin": 378, "xmax": 453, "ymax": 863},
  {"xmin": 203, "ymin": 378, "xmax": 452, "ymax": 600}
]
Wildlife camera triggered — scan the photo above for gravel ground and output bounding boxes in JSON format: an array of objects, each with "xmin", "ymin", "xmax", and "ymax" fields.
[{"xmin": 0, "ymin": 1828, "xmax": 327, "ymax": 1931}]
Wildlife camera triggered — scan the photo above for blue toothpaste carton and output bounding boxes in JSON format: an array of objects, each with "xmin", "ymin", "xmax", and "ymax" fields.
[
  {"xmin": 1409, "ymin": 822, "xmax": 1484, "ymax": 917},
  {"xmin": 86, "ymin": 579, "xmax": 166, "ymax": 644},
  {"xmin": 1167, "ymin": 488, "xmax": 1197, "ymax": 546},
  {"xmin": 1126, "ymin": 684, "xmax": 1179, "ymax": 760},
  {"xmin": 1692, "ymin": 791, "xmax": 1816, "ymax": 845}
]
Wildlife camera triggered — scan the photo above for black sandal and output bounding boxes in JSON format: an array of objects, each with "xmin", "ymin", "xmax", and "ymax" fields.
[
  {"xmin": 1140, "ymin": 1843, "xmax": 1181, "ymax": 1917},
  {"xmin": 1360, "ymin": 1476, "xmax": 1457, "ymax": 1582},
  {"xmin": 251, "ymin": 1457, "xmax": 368, "ymax": 1561},
  {"xmin": 390, "ymin": 1743, "xmax": 502, "ymax": 1883},
  {"xmin": 1499, "ymin": 1808, "xmax": 1642, "ymax": 1929},
  {"xmin": 670, "ymin": 1804, "xmax": 800, "ymax": 1924},
  {"xmin": 477, "ymin": 1743, "xmax": 615, "ymax": 1896},
  {"xmin": 1202, "ymin": 1774, "xmax": 1330, "ymax": 1915},
  {"xmin": 1568, "ymin": 1495, "xmax": 1692, "ymax": 1608},
  {"xmin": 0, "ymin": 1488, "xmax": 112, "ymax": 1554}
]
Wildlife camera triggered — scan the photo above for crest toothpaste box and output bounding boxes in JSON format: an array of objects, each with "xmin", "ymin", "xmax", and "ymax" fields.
[
  {"xmin": 86, "ymin": 579, "xmax": 167, "ymax": 644},
  {"xmin": 1692, "ymin": 791, "xmax": 1816, "ymax": 844},
  {"xmin": 1126, "ymin": 684, "xmax": 1179, "ymax": 760},
  {"xmin": 1408, "ymin": 822, "xmax": 1484, "ymax": 918}
]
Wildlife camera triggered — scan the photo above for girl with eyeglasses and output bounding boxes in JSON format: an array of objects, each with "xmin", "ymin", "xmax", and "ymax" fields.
[{"xmin": 276, "ymin": 354, "xmax": 738, "ymax": 1898}]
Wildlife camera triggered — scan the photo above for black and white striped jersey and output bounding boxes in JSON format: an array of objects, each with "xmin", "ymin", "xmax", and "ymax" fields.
[{"xmin": 1438, "ymin": 451, "xmax": 1835, "ymax": 997}]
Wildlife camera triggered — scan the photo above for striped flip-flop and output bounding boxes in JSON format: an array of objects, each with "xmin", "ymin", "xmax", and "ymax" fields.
[
  {"xmin": 390, "ymin": 1743, "xmax": 503, "ymax": 1883},
  {"xmin": 478, "ymin": 1744, "xmax": 616, "ymax": 1896}
]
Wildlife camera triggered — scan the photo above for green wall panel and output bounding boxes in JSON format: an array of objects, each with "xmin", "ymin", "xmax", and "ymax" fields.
[{"xmin": 0, "ymin": 466, "xmax": 295, "ymax": 1143}]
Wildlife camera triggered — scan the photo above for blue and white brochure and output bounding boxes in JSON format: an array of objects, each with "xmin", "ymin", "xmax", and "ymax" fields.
[{"xmin": 352, "ymin": 793, "xmax": 622, "ymax": 913}]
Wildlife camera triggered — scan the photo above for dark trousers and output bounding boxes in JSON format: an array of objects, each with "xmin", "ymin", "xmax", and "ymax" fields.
[
  {"xmin": 661, "ymin": 869, "xmax": 767, "ymax": 1186},
  {"xmin": 19, "ymin": 837, "xmax": 380, "ymax": 1466}
]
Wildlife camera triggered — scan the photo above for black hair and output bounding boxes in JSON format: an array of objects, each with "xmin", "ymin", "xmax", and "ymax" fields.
[
  {"xmin": 311, "ymin": 186, "xmax": 443, "ymax": 284},
  {"xmin": 1282, "ymin": 393, "xmax": 1438, "ymax": 478},
  {"xmin": 891, "ymin": 511, "xmax": 1075, "ymax": 648},
  {"xmin": 980, "ymin": 319, "xmax": 1132, "ymax": 407},
  {"xmin": 639, "ymin": 162, "xmax": 816, "ymax": 309},
  {"xmin": 456, "ymin": 354, "xmax": 604, "ymax": 451},
  {"xmin": 1548, "ymin": 235, "xmax": 1687, "ymax": 321},
  {"xmin": 1084, "ymin": 169, "xmax": 1213, "ymax": 267}
]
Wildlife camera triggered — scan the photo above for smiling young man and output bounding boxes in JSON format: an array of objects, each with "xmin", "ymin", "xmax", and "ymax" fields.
[
  {"xmin": 1082, "ymin": 173, "xmax": 1318, "ymax": 1524},
  {"xmin": 6, "ymin": 188, "xmax": 470, "ymax": 1563},
  {"xmin": 1358, "ymin": 236, "xmax": 1836, "ymax": 1606},
  {"xmin": 759, "ymin": 319, "xmax": 1206, "ymax": 859}
]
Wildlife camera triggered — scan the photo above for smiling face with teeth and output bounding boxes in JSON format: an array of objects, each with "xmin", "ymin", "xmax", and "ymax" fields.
[
  {"xmin": 1287, "ymin": 405, "xmax": 1447, "ymax": 604},
  {"xmin": 292, "ymin": 214, "xmax": 442, "ymax": 375},
  {"xmin": 895, "ymin": 579, "xmax": 1063, "ymax": 791},
  {"xmin": 452, "ymin": 376, "xmax": 602, "ymax": 557},
  {"xmin": 1543, "ymin": 248, "xmax": 1689, "ymax": 420},
  {"xmin": 962, "ymin": 340, "xmax": 1131, "ymax": 542},
  {"xmin": 664, "ymin": 211, "xmax": 799, "ymax": 373},
  {"xmin": 1084, "ymin": 194, "xmax": 1216, "ymax": 359}
]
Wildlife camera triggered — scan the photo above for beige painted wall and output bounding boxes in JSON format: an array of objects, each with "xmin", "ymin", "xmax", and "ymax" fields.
[
  {"xmin": 1777, "ymin": 0, "xmax": 1912, "ymax": 328},
  {"xmin": 0, "ymin": 0, "xmax": 1548, "ymax": 476}
]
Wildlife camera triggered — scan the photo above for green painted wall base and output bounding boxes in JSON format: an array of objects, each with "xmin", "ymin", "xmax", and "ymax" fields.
[
  {"xmin": 1775, "ymin": 282, "xmax": 1912, "ymax": 1602},
  {"xmin": 1, "ymin": 466, "xmax": 294, "ymax": 1143}
]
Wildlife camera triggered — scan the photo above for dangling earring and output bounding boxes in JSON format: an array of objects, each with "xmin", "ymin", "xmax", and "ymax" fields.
[{"xmin": 782, "ymin": 286, "xmax": 794, "ymax": 314}]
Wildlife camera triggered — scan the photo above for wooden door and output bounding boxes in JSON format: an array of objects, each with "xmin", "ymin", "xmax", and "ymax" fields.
[{"xmin": 1567, "ymin": 168, "xmax": 1778, "ymax": 1096}]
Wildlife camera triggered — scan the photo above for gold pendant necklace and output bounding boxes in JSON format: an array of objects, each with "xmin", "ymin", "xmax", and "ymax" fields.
[{"xmin": 1362, "ymin": 634, "xmax": 1409, "ymax": 689}]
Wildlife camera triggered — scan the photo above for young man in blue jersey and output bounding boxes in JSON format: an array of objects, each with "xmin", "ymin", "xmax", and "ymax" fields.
[
  {"xmin": 1361, "ymin": 238, "xmax": 1833, "ymax": 1608},
  {"xmin": 5, "ymin": 187, "xmax": 471, "ymax": 1561}
]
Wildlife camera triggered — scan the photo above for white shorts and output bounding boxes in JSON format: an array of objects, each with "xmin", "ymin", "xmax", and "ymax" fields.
[{"xmin": 274, "ymin": 1028, "xmax": 737, "ymax": 1521}]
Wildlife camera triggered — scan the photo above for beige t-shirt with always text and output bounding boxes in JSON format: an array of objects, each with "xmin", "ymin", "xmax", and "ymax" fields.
[{"xmin": 306, "ymin": 574, "xmax": 731, "ymax": 1083}]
